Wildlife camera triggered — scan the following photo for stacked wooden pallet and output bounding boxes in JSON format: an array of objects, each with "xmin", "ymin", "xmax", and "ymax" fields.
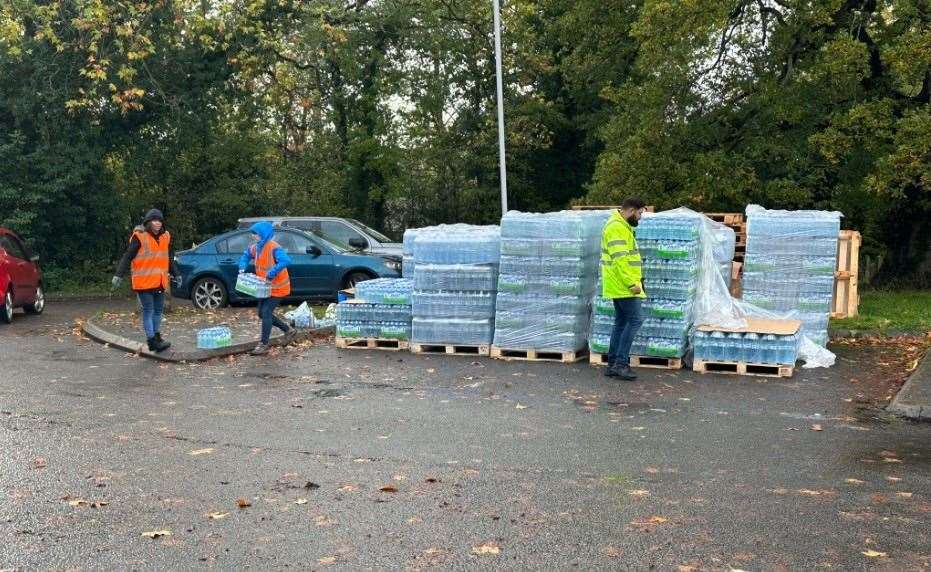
[
  {"xmin": 703, "ymin": 212, "xmax": 746, "ymax": 263},
  {"xmin": 832, "ymin": 230, "xmax": 861, "ymax": 319}
]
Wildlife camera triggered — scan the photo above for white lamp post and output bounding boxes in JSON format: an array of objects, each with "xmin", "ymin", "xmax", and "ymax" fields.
[{"xmin": 492, "ymin": 0, "xmax": 508, "ymax": 214}]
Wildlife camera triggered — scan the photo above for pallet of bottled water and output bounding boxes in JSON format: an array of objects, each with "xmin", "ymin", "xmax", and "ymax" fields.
[
  {"xmin": 235, "ymin": 273, "xmax": 271, "ymax": 298},
  {"xmin": 743, "ymin": 206, "xmax": 840, "ymax": 346},
  {"xmin": 355, "ymin": 278, "xmax": 413, "ymax": 305},
  {"xmin": 624, "ymin": 214, "xmax": 702, "ymax": 364},
  {"xmin": 692, "ymin": 318, "xmax": 800, "ymax": 378},
  {"xmin": 408, "ymin": 225, "xmax": 500, "ymax": 346},
  {"xmin": 335, "ymin": 299, "xmax": 412, "ymax": 351},
  {"xmin": 197, "ymin": 326, "xmax": 232, "ymax": 349},
  {"xmin": 493, "ymin": 210, "xmax": 608, "ymax": 356}
]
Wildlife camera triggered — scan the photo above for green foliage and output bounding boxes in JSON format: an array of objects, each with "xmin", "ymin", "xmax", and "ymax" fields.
[{"xmin": 0, "ymin": 0, "xmax": 928, "ymax": 289}]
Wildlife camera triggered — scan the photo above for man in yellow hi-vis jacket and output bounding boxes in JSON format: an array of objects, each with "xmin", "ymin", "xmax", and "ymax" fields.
[{"xmin": 601, "ymin": 197, "xmax": 647, "ymax": 380}]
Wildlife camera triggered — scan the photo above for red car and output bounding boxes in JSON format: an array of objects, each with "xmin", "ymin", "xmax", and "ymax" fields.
[{"xmin": 0, "ymin": 228, "xmax": 45, "ymax": 323}]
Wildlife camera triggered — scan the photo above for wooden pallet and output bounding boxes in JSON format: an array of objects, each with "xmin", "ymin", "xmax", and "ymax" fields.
[
  {"xmin": 411, "ymin": 343, "xmax": 490, "ymax": 356},
  {"xmin": 491, "ymin": 346, "xmax": 587, "ymax": 363},
  {"xmin": 631, "ymin": 355, "xmax": 683, "ymax": 369},
  {"xmin": 590, "ymin": 352, "xmax": 609, "ymax": 366},
  {"xmin": 693, "ymin": 359, "xmax": 794, "ymax": 378},
  {"xmin": 335, "ymin": 337, "xmax": 410, "ymax": 351},
  {"xmin": 831, "ymin": 230, "xmax": 861, "ymax": 319},
  {"xmin": 589, "ymin": 353, "xmax": 683, "ymax": 369},
  {"xmin": 703, "ymin": 212, "xmax": 744, "ymax": 225}
]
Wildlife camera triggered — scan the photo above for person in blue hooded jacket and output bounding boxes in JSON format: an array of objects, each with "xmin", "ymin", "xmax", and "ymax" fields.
[{"xmin": 239, "ymin": 222, "xmax": 294, "ymax": 355}]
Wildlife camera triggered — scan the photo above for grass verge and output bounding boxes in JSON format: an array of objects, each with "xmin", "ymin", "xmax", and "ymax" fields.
[{"xmin": 831, "ymin": 289, "xmax": 931, "ymax": 335}]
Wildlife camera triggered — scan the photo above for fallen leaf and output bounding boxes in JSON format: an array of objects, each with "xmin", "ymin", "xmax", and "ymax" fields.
[
  {"xmin": 811, "ymin": 424, "xmax": 823, "ymax": 432},
  {"xmin": 602, "ymin": 546, "xmax": 623, "ymax": 558},
  {"xmin": 628, "ymin": 490, "xmax": 650, "ymax": 497},
  {"xmin": 337, "ymin": 484, "xmax": 357, "ymax": 492},
  {"xmin": 304, "ymin": 481, "xmax": 320, "ymax": 490},
  {"xmin": 515, "ymin": 404, "xmax": 527, "ymax": 410},
  {"xmin": 677, "ymin": 567, "xmax": 697, "ymax": 572},
  {"xmin": 206, "ymin": 512, "xmax": 229, "ymax": 520},
  {"xmin": 648, "ymin": 516, "xmax": 668, "ymax": 524},
  {"xmin": 236, "ymin": 498, "xmax": 252, "ymax": 508},
  {"xmin": 67, "ymin": 499, "xmax": 89, "ymax": 507},
  {"xmin": 141, "ymin": 530, "xmax": 171, "ymax": 539},
  {"xmin": 318, "ymin": 556, "xmax": 337, "ymax": 565},
  {"xmin": 33, "ymin": 458, "xmax": 47, "ymax": 469},
  {"xmin": 896, "ymin": 492, "xmax": 913, "ymax": 498},
  {"xmin": 883, "ymin": 457, "xmax": 903, "ymax": 463},
  {"xmin": 644, "ymin": 467, "xmax": 660, "ymax": 474},
  {"xmin": 189, "ymin": 448, "xmax": 214, "ymax": 456},
  {"xmin": 425, "ymin": 478, "xmax": 439, "ymax": 483},
  {"xmin": 886, "ymin": 476, "xmax": 902, "ymax": 482},
  {"xmin": 861, "ymin": 550, "xmax": 887, "ymax": 558},
  {"xmin": 295, "ymin": 498, "xmax": 308, "ymax": 505},
  {"xmin": 471, "ymin": 541, "xmax": 501, "ymax": 555},
  {"xmin": 379, "ymin": 485, "xmax": 398, "ymax": 493},
  {"xmin": 845, "ymin": 479, "xmax": 865, "ymax": 484}
]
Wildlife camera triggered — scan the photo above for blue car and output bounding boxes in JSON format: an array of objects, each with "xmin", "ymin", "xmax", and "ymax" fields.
[{"xmin": 172, "ymin": 227, "xmax": 402, "ymax": 309}]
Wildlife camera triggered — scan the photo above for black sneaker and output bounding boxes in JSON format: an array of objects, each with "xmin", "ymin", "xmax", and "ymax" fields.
[
  {"xmin": 603, "ymin": 364, "xmax": 620, "ymax": 377},
  {"xmin": 251, "ymin": 343, "xmax": 270, "ymax": 356},
  {"xmin": 147, "ymin": 337, "xmax": 158, "ymax": 352}
]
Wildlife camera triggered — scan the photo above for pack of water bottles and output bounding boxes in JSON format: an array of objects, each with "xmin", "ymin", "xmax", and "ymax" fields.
[
  {"xmin": 402, "ymin": 228, "xmax": 419, "ymax": 277},
  {"xmin": 693, "ymin": 318, "xmax": 801, "ymax": 365},
  {"xmin": 743, "ymin": 205, "xmax": 841, "ymax": 346},
  {"xmin": 234, "ymin": 273, "xmax": 270, "ymax": 298},
  {"xmin": 335, "ymin": 300, "xmax": 412, "ymax": 340},
  {"xmin": 197, "ymin": 326, "xmax": 232, "ymax": 349},
  {"xmin": 494, "ymin": 210, "xmax": 610, "ymax": 352},
  {"xmin": 410, "ymin": 225, "xmax": 500, "ymax": 345},
  {"xmin": 355, "ymin": 278, "xmax": 413, "ymax": 305}
]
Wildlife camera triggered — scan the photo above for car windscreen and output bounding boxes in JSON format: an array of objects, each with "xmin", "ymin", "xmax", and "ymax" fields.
[{"xmin": 348, "ymin": 219, "xmax": 393, "ymax": 243}]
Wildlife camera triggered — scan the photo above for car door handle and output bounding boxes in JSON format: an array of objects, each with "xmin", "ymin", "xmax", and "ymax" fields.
[{"xmin": 220, "ymin": 258, "xmax": 235, "ymax": 264}]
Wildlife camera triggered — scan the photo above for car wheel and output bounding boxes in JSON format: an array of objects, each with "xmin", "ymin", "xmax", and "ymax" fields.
[
  {"xmin": 343, "ymin": 271, "xmax": 374, "ymax": 290},
  {"xmin": 0, "ymin": 289, "xmax": 13, "ymax": 324},
  {"xmin": 192, "ymin": 277, "xmax": 228, "ymax": 310},
  {"xmin": 25, "ymin": 285, "xmax": 45, "ymax": 315}
]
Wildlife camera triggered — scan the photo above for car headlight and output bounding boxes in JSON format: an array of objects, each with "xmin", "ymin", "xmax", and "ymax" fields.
[{"xmin": 384, "ymin": 259, "xmax": 401, "ymax": 272}]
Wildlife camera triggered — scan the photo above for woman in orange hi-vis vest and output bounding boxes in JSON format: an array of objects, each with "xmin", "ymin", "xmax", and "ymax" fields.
[
  {"xmin": 112, "ymin": 209, "xmax": 177, "ymax": 353},
  {"xmin": 238, "ymin": 221, "xmax": 294, "ymax": 355}
]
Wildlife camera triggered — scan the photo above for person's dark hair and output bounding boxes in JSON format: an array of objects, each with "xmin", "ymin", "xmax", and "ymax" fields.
[{"xmin": 621, "ymin": 197, "xmax": 645, "ymax": 210}]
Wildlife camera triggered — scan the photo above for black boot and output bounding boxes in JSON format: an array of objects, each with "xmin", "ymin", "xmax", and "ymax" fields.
[
  {"xmin": 154, "ymin": 332, "xmax": 171, "ymax": 352},
  {"xmin": 603, "ymin": 362, "xmax": 619, "ymax": 377},
  {"xmin": 147, "ymin": 337, "xmax": 158, "ymax": 352},
  {"xmin": 616, "ymin": 364, "xmax": 637, "ymax": 381}
]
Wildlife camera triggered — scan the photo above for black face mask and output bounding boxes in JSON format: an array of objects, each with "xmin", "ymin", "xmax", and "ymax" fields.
[{"xmin": 625, "ymin": 215, "xmax": 639, "ymax": 227}]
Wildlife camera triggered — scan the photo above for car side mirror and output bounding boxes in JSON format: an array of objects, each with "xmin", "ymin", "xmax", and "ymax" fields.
[
  {"xmin": 306, "ymin": 246, "xmax": 322, "ymax": 257},
  {"xmin": 348, "ymin": 237, "xmax": 367, "ymax": 250},
  {"xmin": 30, "ymin": 255, "xmax": 40, "ymax": 263}
]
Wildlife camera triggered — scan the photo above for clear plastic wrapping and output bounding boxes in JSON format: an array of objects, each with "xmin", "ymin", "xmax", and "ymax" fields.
[
  {"xmin": 409, "ymin": 225, "xmax": 501, "ymax": 345},
  {"xmin": 355, "ymin": 278, "xmax": 413, "ymax": 305},
  {"xmin": 494, "ymin": 210, "xmax": 611, "ymax": 351}
]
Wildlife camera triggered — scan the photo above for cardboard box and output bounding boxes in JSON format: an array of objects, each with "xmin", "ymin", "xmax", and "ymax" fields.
[{"xmin": 697, "ymin": 317, "xmax": 800, "ymax": 336}]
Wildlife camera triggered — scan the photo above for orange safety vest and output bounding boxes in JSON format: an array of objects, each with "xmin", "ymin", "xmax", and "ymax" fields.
[
  {"xmin": 251, "ymin": 240, "xmax": 291, "ymax": 297},
  {"xmin": 130, "ymin": 230, "xmax": 170, "ymax": 291}
]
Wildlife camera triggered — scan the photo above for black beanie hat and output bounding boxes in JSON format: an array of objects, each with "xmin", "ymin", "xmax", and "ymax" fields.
[{"xmin": 143, "ymin": 209, "xmax": 165, "ymax": 224}]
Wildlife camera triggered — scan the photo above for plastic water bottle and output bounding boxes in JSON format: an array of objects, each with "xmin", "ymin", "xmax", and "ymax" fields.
[
  {"xmin": 707, "ymin": 331, "xmax": 723, "ymax": 360},
  {"xmin": 744, "ymin": 332, "xmax": 760, "ymax": 363},
  {"xmin": 726, "ymin": 332, "xmax": 743, "ymax": 362}
]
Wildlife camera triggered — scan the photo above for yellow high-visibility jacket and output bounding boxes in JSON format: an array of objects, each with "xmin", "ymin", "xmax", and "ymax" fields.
[{"xmin": 601, "ymin": 211, "xmax": 646, "ymax": 299}]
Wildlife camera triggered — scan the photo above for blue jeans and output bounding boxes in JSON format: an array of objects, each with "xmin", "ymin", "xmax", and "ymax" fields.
[
  {"xmin": 608, "ymin": 297, "xmax": 644, "ymax": 367},
  {"xmin": 138, "ymin": 291, "xmax": 164, "ymax": 339},
  {"xmin": 258, "ymin": 297, "xmax": 290, "ymax": 344}
]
